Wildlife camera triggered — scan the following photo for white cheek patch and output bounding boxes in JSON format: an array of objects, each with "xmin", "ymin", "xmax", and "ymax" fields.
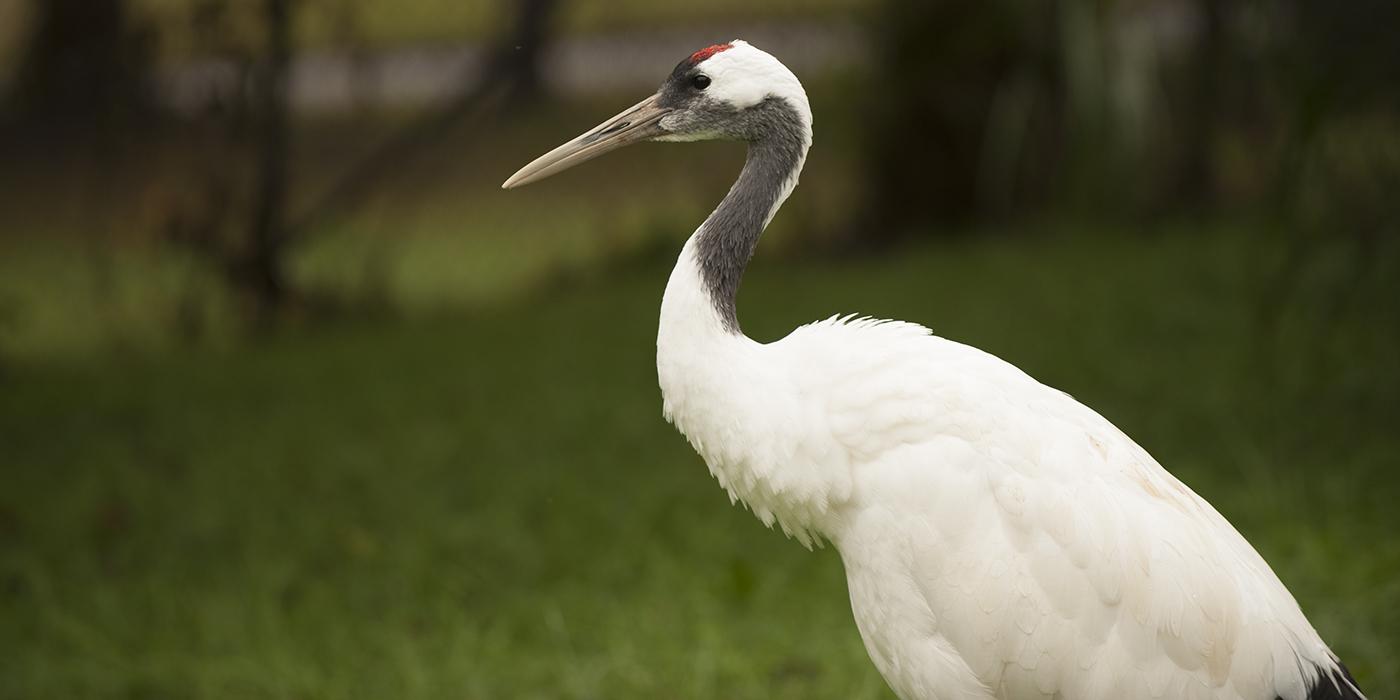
[
  {"xmin": 698, "ymin": 41, "xmax": 808, "ymax": 116},
  {"xmin": 702, "ymin": 53, "xmax": 770, "ymax": 109}
]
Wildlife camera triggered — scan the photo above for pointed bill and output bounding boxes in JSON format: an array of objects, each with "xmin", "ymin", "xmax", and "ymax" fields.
[{"xmin": 502, "ymin": 94, "xmax": 672, "ymax": 189}]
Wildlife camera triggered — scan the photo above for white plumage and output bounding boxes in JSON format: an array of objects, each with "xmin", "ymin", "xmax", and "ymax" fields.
[{"xmin": 506, "ymin": 39, "xmax": 1364, "ymax": 700}]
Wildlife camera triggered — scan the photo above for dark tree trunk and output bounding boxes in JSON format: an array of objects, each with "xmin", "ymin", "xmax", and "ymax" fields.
[
  {"xmin": 489, "ymin": 0, "xmax": 557, "ymax": 105},
  {"xmin": 11, "ymin": 0, "xmax": 153, "ymax": 135},
  {"xmin": 7, "ymin": 0, "xmax": 157, "ymax": 155},
  {"xmin": 237, "ymin": 0, "xmax": 293, "ymax": 320},
  {"xmin": 1174, "ymin": 0, "xmax": 1224, "ymax": 209}
]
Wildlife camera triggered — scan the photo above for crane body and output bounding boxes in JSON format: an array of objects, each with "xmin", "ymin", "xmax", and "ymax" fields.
[{"xmin": 504, "ymin": 40, "xmax": 1365, "ymax": 700}]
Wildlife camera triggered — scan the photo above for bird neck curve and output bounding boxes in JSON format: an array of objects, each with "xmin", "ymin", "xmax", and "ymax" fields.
[
  {"xmin": 654, "ymin": 95, "xmax": 825, "ymax": 543},
  {"xmin": 690, "ymin": 96, "xmax": 811, "ymax": 334}
]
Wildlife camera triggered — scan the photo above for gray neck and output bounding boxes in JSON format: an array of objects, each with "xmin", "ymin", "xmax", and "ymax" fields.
[{"xmin": 693, "ymin": 98, "xmax": 809, "ymax": 333}]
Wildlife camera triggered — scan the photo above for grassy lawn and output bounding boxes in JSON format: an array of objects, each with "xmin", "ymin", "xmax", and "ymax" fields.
[{"xmin": 2, "ymin": 222, "xmax": 1397, "ymax": 698}]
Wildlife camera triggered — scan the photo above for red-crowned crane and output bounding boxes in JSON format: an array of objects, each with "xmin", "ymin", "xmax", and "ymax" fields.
[{"xmin": 502, "ymin": 40, "xmax": 1366, "ymax": 700}]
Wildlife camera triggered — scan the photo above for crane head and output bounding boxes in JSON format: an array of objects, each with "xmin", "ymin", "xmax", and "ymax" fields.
[{"xmin": 502, "ymin": 40, "xmax": 810, "ymax": 189}]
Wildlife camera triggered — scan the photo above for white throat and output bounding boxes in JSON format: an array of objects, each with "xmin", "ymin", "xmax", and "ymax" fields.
[{"xmin": 655, "ymin": 93, "xmax": 830, "ymax": 543}]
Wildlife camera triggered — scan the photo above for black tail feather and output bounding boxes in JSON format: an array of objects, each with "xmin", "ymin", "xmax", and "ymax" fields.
[{"xmin": 1303, "ymin": 661, "xmax": 1366, "ymax": 700}]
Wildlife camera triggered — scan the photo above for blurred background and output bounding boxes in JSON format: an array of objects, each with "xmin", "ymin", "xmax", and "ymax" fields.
[{"xmin": 1, "ymin": 0, "xmax": 1397, "ymax": 697}]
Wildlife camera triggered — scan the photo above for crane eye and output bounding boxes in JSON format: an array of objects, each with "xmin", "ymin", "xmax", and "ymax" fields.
[{"xmin": 691, "ymin": 74, "xmax": 711, "ymax": 90}]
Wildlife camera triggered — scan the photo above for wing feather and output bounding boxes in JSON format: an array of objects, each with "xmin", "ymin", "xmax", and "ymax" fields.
[{"xmin": 770, "ymin": 317, "xmax": 1345, "ymax": 699}]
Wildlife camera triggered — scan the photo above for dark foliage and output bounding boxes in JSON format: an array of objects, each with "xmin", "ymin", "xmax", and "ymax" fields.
[
  {"xmin": 8, "ymin": 0, "xmax": 156, "ymax": 138},
  {"xmin": 859, "ymin": 0, "xmax": 1061, "ymax": 240},
  {"xmin": 855, "ymin": 0, "xmax": 1400, "ymax": 241}
]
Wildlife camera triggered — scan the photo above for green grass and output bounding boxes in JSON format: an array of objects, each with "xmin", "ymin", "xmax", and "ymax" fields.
[{"xmin": 2, "ymin": 223, "xmax": 1398, "ymax": 698}]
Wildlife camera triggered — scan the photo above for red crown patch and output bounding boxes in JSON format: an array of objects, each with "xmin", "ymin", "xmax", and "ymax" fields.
[{"xmin": 689, "ymin": 43, "xmax": 734, "ymax": 65}]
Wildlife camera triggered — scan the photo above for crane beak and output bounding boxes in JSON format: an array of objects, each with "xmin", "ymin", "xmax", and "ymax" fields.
[{"xmin": 502, "ymin": 94, "xmax": 672, "ymax": 189}]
